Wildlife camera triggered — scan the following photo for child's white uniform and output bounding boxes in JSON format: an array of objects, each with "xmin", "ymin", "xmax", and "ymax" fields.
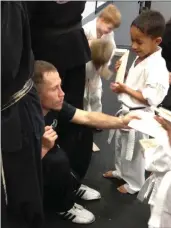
[
  {"xmin": 83, "ymin": 18, "xmax": 116, "ymax": 112},
  {"xmin": 149, "ymin": 171, "xmax": 171, "ymax": 228},
  {"xmin": 137, "ymin": 132, "xmax": 171, "ymax": 228},
  {"xmin": 84, "ymin": 61, "xmax": 102, "ymax": 112},
  {"xmin": 108, "ymin": 48, "xmax": 169, "ymax": 193}
]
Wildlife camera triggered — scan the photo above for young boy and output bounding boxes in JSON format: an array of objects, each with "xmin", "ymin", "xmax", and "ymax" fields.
[
  {"xmin": 83, "ymin": 4, "xmax": 123, "ymax": 113},
  {"xmin": 84, "ymin": 39, "xmax": 113, "ymax": 112},
  {"xmin": 103, "ymin": 10, "xmax": 169, "ymax": 194},
  {"xmin": 138, "ymin": 115, "xmax": 171, "ymax": 228}
]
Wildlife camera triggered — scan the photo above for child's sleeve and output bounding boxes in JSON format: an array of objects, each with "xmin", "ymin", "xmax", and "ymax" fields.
[{"xmin": 141, "ymin": 65, "xmax": 169, "ymax": 106}]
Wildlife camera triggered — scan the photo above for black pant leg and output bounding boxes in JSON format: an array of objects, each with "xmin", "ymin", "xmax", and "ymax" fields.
[
  {"xmin": 42, "ymin": 148, "xmax": 75, "ymax": 212},
  {"xmin": 59, "ymin": 64, "xmax": 86, "ymax": 109},
  {"xmin": 58, "ymin": 125, "xmax": 93, "ymax": 181}
]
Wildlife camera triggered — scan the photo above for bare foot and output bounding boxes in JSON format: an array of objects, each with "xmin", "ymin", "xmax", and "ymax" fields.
[
  {"xmin": 103, "ymin": 171, "xmax": 114, "ymax": 178},
  {"xmin": 117, "ymin": 185, "xmax": 128, "ymax": 194}
]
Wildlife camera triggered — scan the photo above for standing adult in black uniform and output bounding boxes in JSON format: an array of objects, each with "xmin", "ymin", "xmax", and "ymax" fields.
[
  {"xmin": 27, "ymin": 1, "xmax": 93, "ymax": 187},
  {"xmin": 160, "ymin": 19, "xmax": 171, "ymax": 111},
  {"xmin": 1, "ymin": 2, "xmax": 44, "ymax": 228}
]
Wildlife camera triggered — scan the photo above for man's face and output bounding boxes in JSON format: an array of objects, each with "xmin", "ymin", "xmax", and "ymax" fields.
[
  {"xmin": 98, "ymin": 18, "xmax": 114, "ymax": 35},
  {"xmin": 130, "ymin": 25, "xmax": 162, "ymax": 58},
  {"xmin": 39, "ymin": 71, "xmax": 65, "ymax": 112}
]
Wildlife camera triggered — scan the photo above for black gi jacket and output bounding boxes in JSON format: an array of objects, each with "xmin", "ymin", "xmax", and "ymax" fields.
[
  {"xmin": 1, "ymin": 2, "xmax": 44, "ymax": 228},
  {"xmin": 27, "ymin": 1, "xmax": 91, "ymax": 70},
  {"xmin": 161, "ymin": 19, "xmax": 171, "ymax": 111}
]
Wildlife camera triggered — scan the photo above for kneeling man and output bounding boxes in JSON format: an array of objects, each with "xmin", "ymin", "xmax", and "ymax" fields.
[{"xmin": 33, "ymin": 60, "xmax": 138, "ymax": 224}]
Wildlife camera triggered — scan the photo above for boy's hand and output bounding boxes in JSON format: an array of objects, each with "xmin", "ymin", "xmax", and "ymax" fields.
[
  {"xmin": 110, "ymin": 82, "xmax": 127, "ymax": 93},
  {"xmin": 41, "ymin": 126, "xmax": 58, "ymax": 158},
  {"xmin": 114, "ymin": 60, "xmax": 122, "ymax": 72}
]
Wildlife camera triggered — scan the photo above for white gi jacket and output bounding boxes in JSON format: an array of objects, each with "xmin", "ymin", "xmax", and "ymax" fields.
[
  {"xmin": 119, "ymin": 47, "xmax": 169, "ymax": 109},
  {"xmin": 138, "ymin": 132, "xmax": 171, "ymax": 204},
  {"xmin": 137, "ymin": 132, "xmax": 171, "ymax": 228},
  {"xmin": 148, "ymin": 171, "xmax": 171, "ymax": 228}
]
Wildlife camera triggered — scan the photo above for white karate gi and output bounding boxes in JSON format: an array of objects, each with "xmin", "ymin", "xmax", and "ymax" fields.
[
  {"xmin": 108, "ymin": 48, "xmax": 169, "ymax": 193},
  {"xmin": 137, "ymin": 133, "xmax": 171, "ymax": 228},
  {"xmin": 149, "ymin": 171, "xmax": 171, "ymax": 228},
  {"xmin": 84, "ymin": 61, "xmax": 102, "ymax": 112},
  {"xmin": 83, "ymin": 18, "xmax": 116, "ymax": 112}
]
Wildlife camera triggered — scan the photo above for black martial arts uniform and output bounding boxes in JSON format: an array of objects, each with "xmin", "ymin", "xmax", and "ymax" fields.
[
  {"xmin": 1, "ymin": 2, "xmax": 44, "ymax": 228},
  {"xmin": 43, "ymin": 102, "xmax": 80, "ymax": 212},
  {"xmin": 160, "ymin": 19, "xmax": 171, "ymax": 111},
  {"xmin": 27, "ymin": 1, "xmax": 93, "ymax": 180}
]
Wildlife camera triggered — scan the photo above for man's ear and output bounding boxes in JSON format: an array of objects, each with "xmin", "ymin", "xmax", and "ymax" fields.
[{"xmin": 156, "ymin": 37, "xmax": 162, "ymax": 46}]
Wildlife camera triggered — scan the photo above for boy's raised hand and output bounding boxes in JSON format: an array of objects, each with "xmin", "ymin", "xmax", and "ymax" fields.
[{"xmin": 110, "ymin": 82, "xmax": 127, "ymax": 93}]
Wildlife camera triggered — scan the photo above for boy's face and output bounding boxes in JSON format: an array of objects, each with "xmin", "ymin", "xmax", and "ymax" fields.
[
  {"xmin": 38, "ymin": 71, "xmax": 65, "ymax": 113},
  {"xmin": 97, "ymin": 18, "xmax": 114, "ymax": 35},
  {"xmin": 130, "ymin": 25, "xmax": 162, "ymax": 58}
]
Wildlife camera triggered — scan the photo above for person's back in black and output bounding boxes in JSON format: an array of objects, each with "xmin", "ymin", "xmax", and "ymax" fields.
[
  {"xmin": 1, "ymin": 2, "xmax": 44, "ymax": 227},
  {"xmin": 160, "ymin": 19, "xmax": 171, "ymax": 110}
]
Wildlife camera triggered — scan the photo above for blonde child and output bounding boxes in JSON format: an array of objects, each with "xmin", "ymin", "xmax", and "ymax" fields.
[
  {"xmin": 83, "ymin": 4, "xmax": 123, "ymax": 113},
  {"xmin": 84, "ymin": 39, "xmax": 113, "ymax": 112}
]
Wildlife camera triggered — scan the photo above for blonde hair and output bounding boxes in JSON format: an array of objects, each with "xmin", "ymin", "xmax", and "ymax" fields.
[
  {"xmin": 90, "ymin": 39, "xmax": 113, "ymax": 79},
  {"xmin": 99, "ymin": 4, "xmax": 121, "ymax": 28}
]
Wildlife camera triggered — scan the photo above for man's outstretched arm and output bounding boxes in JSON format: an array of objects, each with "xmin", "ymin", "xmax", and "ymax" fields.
[{"xmin": 71, "ymin": 109, "xmax": 138, "ymax": 129}]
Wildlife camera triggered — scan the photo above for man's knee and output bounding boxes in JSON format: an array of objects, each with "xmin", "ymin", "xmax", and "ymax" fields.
[{"xmin": 43, "ymin": 148, "xmax": 70, "ymax": 174}]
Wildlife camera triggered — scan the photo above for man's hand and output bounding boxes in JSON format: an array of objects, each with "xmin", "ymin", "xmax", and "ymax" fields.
[
  {"xmin": 121, "ymin": 114, "xmax": 141, "ymax": 128},
  {"xmin": 41, "ymin": 126, "xmax": 58, "ymax": 158},
  {"xmin": 154, "ymin": 116, "xmax": 171, "ymax": 145},
  {"xmin": 110, "ymin": 82, "xmax": 127, "ymax": 94}
]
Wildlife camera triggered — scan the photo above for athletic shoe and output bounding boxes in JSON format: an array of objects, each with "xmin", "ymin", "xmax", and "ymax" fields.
[
  {"xmin": 76, "ymin": 184, "xmax": 101, "ymax": 200},
  {"xmin": 58, "ymin": 203, "xmax": 95, "ymax": 224}
]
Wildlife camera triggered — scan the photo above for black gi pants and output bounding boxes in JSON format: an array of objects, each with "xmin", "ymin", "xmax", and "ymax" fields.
[
  {"xmin": 57, "ymin": 65, "xmax": 93, "ymax": 181},
  {"xmin": 43, "ymin": 147, "xmax": 79, "ymax": 212},
  {"xmin": 1, "ymin": 87, "xmax": 44, "ymax": 228}
]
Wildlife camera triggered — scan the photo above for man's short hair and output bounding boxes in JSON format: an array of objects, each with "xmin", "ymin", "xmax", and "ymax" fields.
[
  {"xmin": 99, "ymin": 4, "xmax": 121, "ymax": 28},
  {"xmin": 131, "ymin": 10, "xmax": 166, "ymax": 38},
  {"xmin": 33, "ymin": 60, "xmax": 57, "ymax": 86},
  {"xmin": 90, "ymin": 39, "xmax": 113, "ymax": 67}
]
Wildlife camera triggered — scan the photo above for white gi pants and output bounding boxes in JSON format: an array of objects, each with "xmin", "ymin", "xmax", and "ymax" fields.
[{"xmin": 114, "ymin": 128, "xmax": 147, "ymax": 193}]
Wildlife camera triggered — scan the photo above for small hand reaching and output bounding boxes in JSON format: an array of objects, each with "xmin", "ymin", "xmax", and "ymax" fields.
[
  {"xmin": 110, "ymin": 82, "xmax": 127, "ymax": 94},
  {"xmin": 154, "ymin": 116, "xmax": 171, "ymax": 145}
]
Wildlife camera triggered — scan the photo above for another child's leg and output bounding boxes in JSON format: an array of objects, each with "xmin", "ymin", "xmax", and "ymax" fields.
[
  {"xmin": 103, "ymin": 128, "xmax": 122, "ymax": 179},
  {"xmin": 90, "ymin": 87, "xmax": 102, "ymax": 112}
]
